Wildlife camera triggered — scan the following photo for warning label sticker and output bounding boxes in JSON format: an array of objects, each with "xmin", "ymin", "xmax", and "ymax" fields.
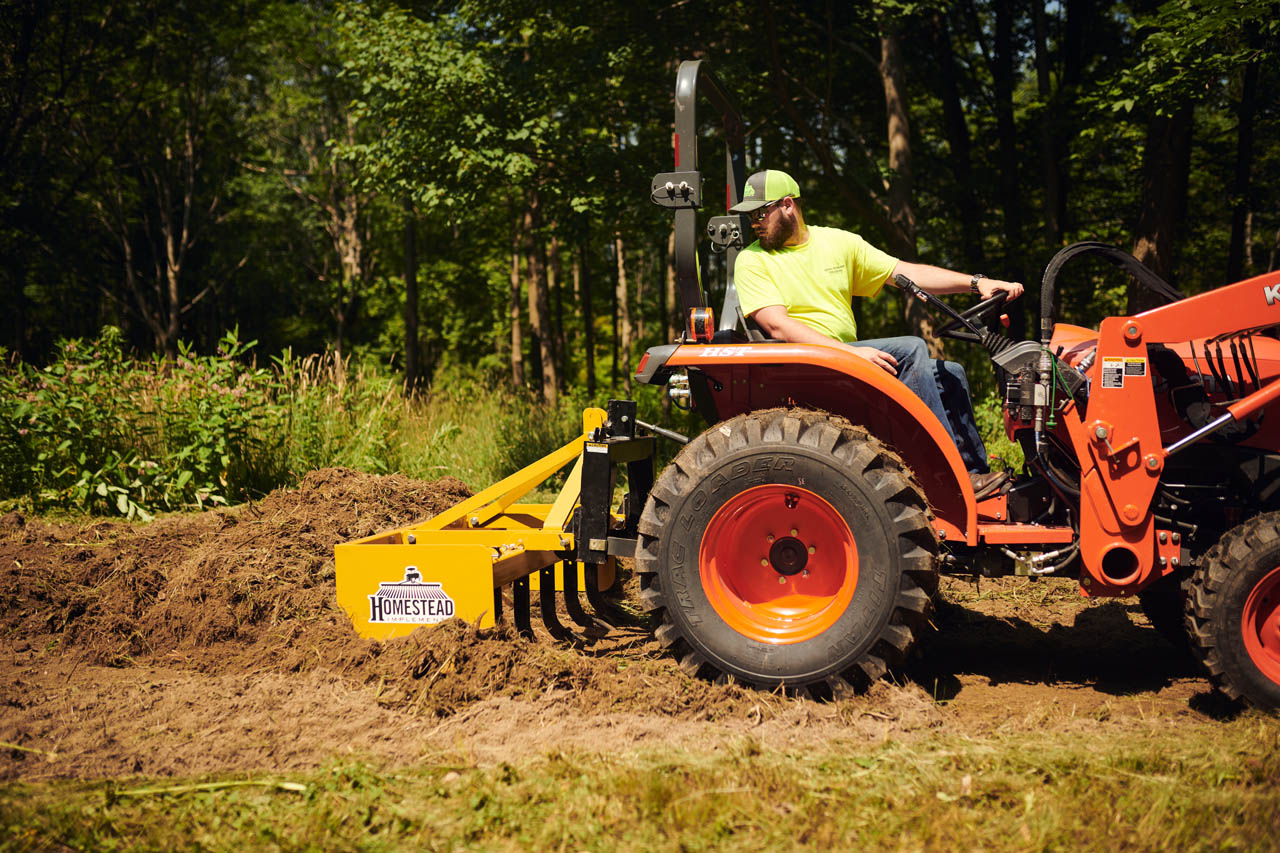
[
  {"xmin": 1101, "ymin": 357, "xmax": 1147, "ymax": 389},
  {"xmin": 1101, "ymin": 358, "xmax": 1124, "ymax": 388}
]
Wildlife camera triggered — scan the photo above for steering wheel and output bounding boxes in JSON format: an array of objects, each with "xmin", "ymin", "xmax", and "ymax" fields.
[{"xmin": 936, "ymin": 292, "xmax": 1009, "ymax": 344}]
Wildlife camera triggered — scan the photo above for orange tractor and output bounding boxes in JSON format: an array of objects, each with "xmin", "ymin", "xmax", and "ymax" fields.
[{"xmin": 336, "ymin": 60, "xmax": 1280, "ymax": 710}]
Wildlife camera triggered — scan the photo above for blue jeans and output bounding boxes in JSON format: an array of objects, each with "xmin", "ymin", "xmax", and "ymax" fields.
[{"xmin": 857, "ymin": 335, "xmax": 990, "ymax": 474}]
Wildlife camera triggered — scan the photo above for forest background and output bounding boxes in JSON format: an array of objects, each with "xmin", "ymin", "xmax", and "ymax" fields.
[{"xmin": 2, "ymin": 0, "xmax": 1279, "ymax": 515}]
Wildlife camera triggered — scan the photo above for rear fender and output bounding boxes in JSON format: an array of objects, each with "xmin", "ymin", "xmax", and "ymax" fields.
[{"xmin": 662, "ymin": 342, "xmax": 975, "ymax": 543}]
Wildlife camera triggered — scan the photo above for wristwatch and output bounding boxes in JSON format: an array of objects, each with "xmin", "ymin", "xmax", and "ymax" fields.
[{"xmin": 969, "ymin": 273, "xmax": 986, "ymax": 295}]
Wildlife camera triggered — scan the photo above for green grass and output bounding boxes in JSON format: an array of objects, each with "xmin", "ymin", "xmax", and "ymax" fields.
[{"xmin": 4, "ymin": 721, "xmax": 1277, "ymax": 851}]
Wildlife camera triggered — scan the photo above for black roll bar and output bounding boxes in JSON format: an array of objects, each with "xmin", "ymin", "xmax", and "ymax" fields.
[{"xmin": 656, "ymin": 60, "xmax": 748, "ymax": 322}]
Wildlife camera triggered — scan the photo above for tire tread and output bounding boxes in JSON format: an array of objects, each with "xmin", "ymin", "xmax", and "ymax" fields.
[{"xmin": 636, "ymin": 408, "xmax": 939, "ymax": 696}]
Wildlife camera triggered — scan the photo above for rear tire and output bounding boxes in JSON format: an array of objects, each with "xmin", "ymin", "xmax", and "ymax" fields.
[
  {"xmin": 1186, "ymin": 512, "xmax": 1280, "ymax": 710},
  {"xmin": 635, "ymin": 409, "xmax": 938, "ymax": 694}
]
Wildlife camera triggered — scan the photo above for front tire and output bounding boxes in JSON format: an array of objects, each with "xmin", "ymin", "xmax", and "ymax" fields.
[
  {"xmin": 1186, "ymin": 512, "xmax": 1280, "ymax": 710},
  {"xmin": 635, "ymin": 409, "xmax": 938, "ymax": 694}
]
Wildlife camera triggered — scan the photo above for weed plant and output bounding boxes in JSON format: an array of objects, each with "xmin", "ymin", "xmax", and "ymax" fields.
[
  {"xmin": 1, "ymin": 327, "xmax": 1018, "ymax": 520},
  {"xmin": 0, "ymin": 329, "xmax": 596, "ymax": 518},
  {"xmin": 0, "ymin": 328, "xmax": 285, "ymax": 519}
]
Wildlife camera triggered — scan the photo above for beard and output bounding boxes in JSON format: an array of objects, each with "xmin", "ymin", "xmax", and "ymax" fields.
[{"xmin": 755, "ymin": 211, "xmax": 798, "ymax": 252}]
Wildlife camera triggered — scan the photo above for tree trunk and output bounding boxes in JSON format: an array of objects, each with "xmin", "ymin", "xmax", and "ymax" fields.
[
  {"xmin": 6, "ymin": 260, "xmax": 27, "ymax": 358},
  {"xmin": 548, "ymin": 233, "xmax": 565, "ymax": 393},
  {"xmin": 992, "ymin": 1, "xmax": 1028, "ymax": 340},
  {"xmin": 525, "ymin": 197, "xmax": 557, "ymax": 405},
  {"xmin": 931, "ymin": 12, "xmax": 985, "ymax": 270},
  {"xmin": 333, "ymin": 293, "xmax": 347, "ymax": 364},
  {"xmin": 577, "ymin": 247, "xmax": 595, "ymax": 396},
  {"xmin": 1064, "ymin": 0, "xmax": 1089, "ymax": 89},
  {"xmin": 1244, "ymin": 211, "xmax": 1255, "ymax": 275},
  {"xmin": 878, "ymin": 19, "xmax": 937, "ymax": 351},
  {"xmin": 760, "ymin": 0, "xmax": 913, "ymax": 259},
  {"xmin": 879, "ymin": 26, "xmax": 916, "ymax": 256},
  {"xmin": 635, "ymin": 248, "xmax": 648, "ymax": 348},
  {"xmin": 402, "ymin": 198, "xmax": 419, "ymax": 393},
  {"xmin": 1034, "ymin": 0, "xmax": 1063, "ymax": 248},
  {"xmin": 1131, "ymin": 108, "xmax": 1193, "ymax": 314},
  {"xmin": 1057, "ymin": 0, "xmax": 1094, "ymax": 234},
  {"xmin": 992, "ymin": 3, "xmax": 1022, "ymax": 260},
  {"xmin": 509, "ymin": 212, "xmax": 525, "ymax": 389},
  {"xmin": 1227, "ymin": 60, "xmax": 1259, "ymax": 283},
  {"xmin": 614, "ymin": 233, "xmax": 632, "ymax": 394}
]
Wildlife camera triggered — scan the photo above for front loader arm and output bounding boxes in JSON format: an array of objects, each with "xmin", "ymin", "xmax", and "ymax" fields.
[{"xmin": 1068, "ymin": 269, "xmax": 1280, "ymax": 594}]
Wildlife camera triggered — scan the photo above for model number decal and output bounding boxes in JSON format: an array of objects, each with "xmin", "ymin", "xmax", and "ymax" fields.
[{"xmin": 691, "ymin": 346, "xmax": 744, "ymax": 357}]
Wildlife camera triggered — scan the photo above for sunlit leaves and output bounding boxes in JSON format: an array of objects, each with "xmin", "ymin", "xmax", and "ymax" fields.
[{"xmin": 1105, "ymin": 0, "xmax": 1279, "ymax": 115}]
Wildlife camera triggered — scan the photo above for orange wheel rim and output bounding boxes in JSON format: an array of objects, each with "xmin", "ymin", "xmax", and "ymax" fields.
[
  {"xmin": 699, "ymin": 485, "xmax": 858, "ymax": 645},
  {"xmin": 1243, "ymin": 566, "xmax": 1280, "ymax": 684}
]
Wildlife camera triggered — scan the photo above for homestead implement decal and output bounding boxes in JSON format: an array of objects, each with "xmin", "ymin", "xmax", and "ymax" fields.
[{"xmin": 368, "ymin": 567, "xmax": 456, "ymax": 624}]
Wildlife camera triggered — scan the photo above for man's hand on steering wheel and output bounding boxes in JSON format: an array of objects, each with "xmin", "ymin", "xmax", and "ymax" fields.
[
  {"xmin": 976, "ymin": 278, "xmax": 1024, "ymax": 301},
  {"xmin": 935, "ymin": 277, "xmax": 1023, "ymax": 342},
  {"xmin": 889, "ymin": 265, "xmax": 1024, "ymax": 343}
]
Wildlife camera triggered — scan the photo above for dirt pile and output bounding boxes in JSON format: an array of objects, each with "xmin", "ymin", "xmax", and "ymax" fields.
[
  {"xmin": 1, "ymin": 468, "xmax": 469, "ymax": 674},
  {"xmin": 0, "ymin": 468, "xmax": 798, "ymax": 722},
  {"xmin": 1, "ymin": 469, "xmax": 1211, "ymax": 782}
]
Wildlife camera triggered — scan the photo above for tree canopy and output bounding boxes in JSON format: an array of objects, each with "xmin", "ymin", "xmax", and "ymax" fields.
[{"xmin": 3, "ymin": 0, "xmax": 1277, "ymax": 399}]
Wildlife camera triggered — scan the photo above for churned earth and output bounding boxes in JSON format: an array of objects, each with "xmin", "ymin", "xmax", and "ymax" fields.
[{"xmin": 0, "ymin": 468, "xmax": 1219, "ymax": 782}]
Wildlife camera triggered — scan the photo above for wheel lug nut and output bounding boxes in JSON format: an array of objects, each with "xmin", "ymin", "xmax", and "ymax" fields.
[
  {"xmin": 766, "ymin": 534, "xmax": 775, "ymax": 543},
  {"xmin": 790, "ymin": 528, "xmax": 798, "ymax": 536},
  {"xmin": 777, "ymin": 576, "xmax": 786, "ymax": 584},
  {"xmin": 760, "ymin": 558, "xmax": 769, "ymax": 567},
  {"xmin": 802, "ymin": 570, "xmax": 809, "ymax": 577},
  {"xmin": 808, "ymin": 545, "xmax": 816, "ymax": 555}
]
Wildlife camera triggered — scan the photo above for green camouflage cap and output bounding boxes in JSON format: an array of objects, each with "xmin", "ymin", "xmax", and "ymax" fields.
[{"xmin": 729, "ymin": 170, "xmax": 801, "ymax": 213}]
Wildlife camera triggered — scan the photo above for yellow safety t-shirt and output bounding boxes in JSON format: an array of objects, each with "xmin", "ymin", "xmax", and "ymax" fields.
[{"xmin": 734, "ymin": 225, "xmax": 898, "ymax": 342}]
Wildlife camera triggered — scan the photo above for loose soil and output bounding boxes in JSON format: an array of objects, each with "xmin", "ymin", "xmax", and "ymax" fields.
[{"xmin": 0, "ymin": 469, "xmax": 1221, "ymax": 782}]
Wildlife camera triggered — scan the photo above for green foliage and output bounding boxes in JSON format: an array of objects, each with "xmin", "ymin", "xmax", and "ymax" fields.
[
  {"xmin": 1105, "ymin": 0, "xmax": 1280, "ymax": 114},
  {"xmin": 274, "ymin": 351, "xmax": 406, "ymax": 476},
  {"xmin": 3, "ymin": 0, "xmax": 1279, "ymax": 469},
  {"xmin": 0, "ymin": 326, "xmax": 611, "ymax": 519},
  {"xmin": 402, "ymin": 365, "xmax": 598, "ymax": 493},
  {"xmin": 270, "ymin": 355, "xmax": 586, "ymax": 494},
  {"xmin": 335, "ymin": 4, "xmax": 520, "ymax": 205},
  {"xmin": 974, "ymin": 389, "xmax": 1025, "ymax": 472},
  {"xmin": 0, "ymin": 328, "xmax": 286, "ymax": 519}
]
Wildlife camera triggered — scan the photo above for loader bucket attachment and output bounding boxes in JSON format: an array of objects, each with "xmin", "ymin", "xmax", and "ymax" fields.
[{"xmin": 334, "ymin": 402, "xmax": 647, "ymax": 641}]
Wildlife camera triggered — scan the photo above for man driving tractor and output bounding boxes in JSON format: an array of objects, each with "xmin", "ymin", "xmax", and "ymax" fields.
[{"xmin": 729, "ymin": 169, "xmax": 1025, "ymax": 498}]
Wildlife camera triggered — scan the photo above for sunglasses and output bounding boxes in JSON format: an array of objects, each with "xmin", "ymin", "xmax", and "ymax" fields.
[{"xmin": 749, "ymin": 197, "xmax": 787, "ymax": 222}]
